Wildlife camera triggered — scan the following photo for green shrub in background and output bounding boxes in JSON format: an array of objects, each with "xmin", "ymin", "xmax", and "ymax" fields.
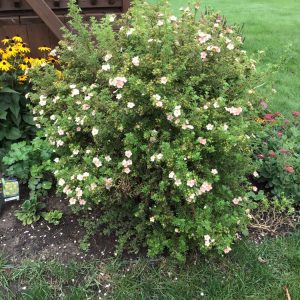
[
  {"xmin": 253, "ymin": 111, "xmax": 300, "ymax": 203},
  {"xmin": 28, "ymin": 0, "xmax": 265, "ymax": 260}
]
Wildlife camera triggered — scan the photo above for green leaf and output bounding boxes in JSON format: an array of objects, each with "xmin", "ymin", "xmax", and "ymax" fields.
[
  {"xmin": 22, "ymin": 114, "xmax": 35, "ymax": 125},
  {"xmin": 42, "ymin": 181, "xmax": 52, "ymax": 190},
  {"xmin": 9, "ymin": 93, "xmax": 20, "ymax": 118},
  {"xmin": 0, "ymin": 111, "xmax": 7, "ymax": 120},
  {"xmin": 0, "ymin": 87, "xmax": 20, "ymax": 94},
  {"xmin": 5, "ymin": 127, "xmax": 22, "ymax": 140}
]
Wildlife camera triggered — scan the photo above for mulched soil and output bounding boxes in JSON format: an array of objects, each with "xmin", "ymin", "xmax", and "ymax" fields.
[{"xmin": 0, "ymin": 190, "xmax": 117, "ymax": 263}]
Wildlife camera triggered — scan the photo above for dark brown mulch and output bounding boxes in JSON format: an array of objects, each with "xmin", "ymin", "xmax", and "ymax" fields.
[{"xmin": 0, "ymin": 193, "xmax": 117, "ymax": 263}]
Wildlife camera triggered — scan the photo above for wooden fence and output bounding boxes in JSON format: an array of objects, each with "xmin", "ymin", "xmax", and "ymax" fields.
[{"xmin": 0, "ymin": 0, "xmax": 130, "ymax": 55}]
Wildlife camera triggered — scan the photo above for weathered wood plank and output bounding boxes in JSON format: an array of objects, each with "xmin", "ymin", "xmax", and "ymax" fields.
[{"xmin": 24, "ymin": 0, "xmax": 65, "ymax": 39}]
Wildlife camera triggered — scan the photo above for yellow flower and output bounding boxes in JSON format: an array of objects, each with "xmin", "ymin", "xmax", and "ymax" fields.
[
  {"xmin": 1, "ymin": 37, "xmax": 10, "ymax": 45},
  {"xmin": 56, "ymin": 70, "xmax": 63, "ymax": 79},
  {"xmin": 19, "ymin": 63, "xmax": 28, "ymax": 71},
  {"xmin": 18, "ymin": 74, "xmax": 27, "ymax": 82},
  {"xmin": 5, "ymin": 46, "xmax": 18, "ymax": 58},
  {"xmin": 0, "ymin": 49, "xmax": 4, "ymax": 55},
  {"xmin": 38, "ymin": 46, "xmax": 52, "ymax": 52},
  {"xmin": 0, "ymin": 60, "xmax": 12, "ymax": 71},
  {"xmin": 17, "ymin": 43, "xmax": 30, "ymax": 53},
  {"xmin": 24, "ymin": 56, "xmax": 33, "ymax": 64},
  {"xmin": 48, "ymin": 56, "xmax": 58, "ymax": 64},
  {"xmin": 31, "ymin": 58, "xmax": 46, "ymax": 67},
  {"xmin": 12, "ymin": 35, "xmax": 23, "ymax": 43}
]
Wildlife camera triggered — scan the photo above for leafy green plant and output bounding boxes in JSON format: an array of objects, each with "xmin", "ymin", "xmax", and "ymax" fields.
[
  {"xmin": 42, "ymin": 210, "xmax": 63, "ymax": 225},
  {"xmin": 253, "ymin": 111, "xmax": 300, "ymax": 203},
  {"xmin": 15, "ymin": 198, "xmax": 45, "ymax": 225},
  {"xmin": 28, "ymin": 0, "xmax": 265, "ymax": 260},
  {"xmin": 3, "ymin": 137, "xmax": 54, "ymax": 224}
]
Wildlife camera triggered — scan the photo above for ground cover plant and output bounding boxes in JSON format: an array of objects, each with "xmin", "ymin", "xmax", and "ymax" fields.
[{"xmin": 27, "ymin": 0, "xmax": 268, "ymax": 261}]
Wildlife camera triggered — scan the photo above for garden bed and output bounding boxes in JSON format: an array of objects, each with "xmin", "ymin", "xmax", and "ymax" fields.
[{"xmin": 0, "ymin": 192, "xmax": 116, "ymax": 263}]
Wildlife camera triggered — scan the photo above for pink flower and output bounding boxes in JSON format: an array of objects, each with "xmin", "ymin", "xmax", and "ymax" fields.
[
  {"xmin": 280, "ymin": 148, "xmax": 289, "ymax": 154},
  {"xmin": 123, "ymin": 167, "xmax": 131, "ymax": 174},
  {"xmin": 198, "ymin": 137, "xmax": 207, "ymax": 145},
  {"xmin": 284, "ymin": 119, "xmax": 290, "ymax": 123},
  {"xmin": 268, "ymin": 151, "xmax": 276, "ymax": 158},
  {"xmin": 206, "ymin": 124, "xmax": 214, "ymax": 131},
  {"xmin": 198, "ymin": 31, "xmax": 211, "ymax": 44},
  {"xmin": 284, "ymin": 165, "xmax": 294, "ymax": 173},
  {"xmin": 198, "ymin": 181, "xmax": 212, "ymax": 195},
  {"xmin": 109, "ymin": 77, "xmax": 127, "ymax": 89},
  {"xmin": 225, "ymin": 106, "xmax": 243, "ymax": 116},
  {"xmin": 224, "ymin": 246, "xmax": 232, "ymax": 254},
  {"xmin": 105, "ymin": 178, "xmax": 113, "ymax": 189},
  {"xmin": 207, "ymin": 45, "xmax": 221, "ymax": 53},
  {"xmin": 79, "ymin": 199, "xmax": 86, "ymax": 205},
  {"xmin": 260, "ymin": 99, "xmax": 268, "ymax": 109},
  {"xmin": 277, "ymin": 132, "xmax": 283, "ymax": 137},
  {"xmin": 187, "ymin": 179, "xmax": 196, "ymax": 188},
  {"xmin": 201, "ymin": 51, "xmax": 207, "ymax": 61},
  {"xmin": 232, "ymin": 197, "xmax": 242, "ymax": 205},
  {"xmin": 257, "ymin": 154, "xmax": 265, "ymax": 159},
  {"xmin": 125, "ymin": 150, "xmax": 132, "ymax": 158},
  {"xmin": 292, "ymin": 111, "xmax": 300, "ymax": 117}
]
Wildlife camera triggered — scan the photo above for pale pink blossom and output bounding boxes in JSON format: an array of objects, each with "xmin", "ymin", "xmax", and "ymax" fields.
[
  {"xmin": 169, "ymin": 16, "xmax": 177, "ymax": 22},
  {"xmin": 82, "ymin": 104, "xmax": 90, "ymax": 110},
  {"xmin": 75, "ymin": 187, "xmax": 83, "ymax": 197},
  {"xmin": 150, "ymin": 216, "xmax": 155, "ymax": 223},
  {"xmin": 58, "ymin": 179, "xmax": 65, "ymax": 186},
  {"xmin": 79, "ymin": 199, "xmax": 86, "ymax": 205},
  {"xmin": 125, "ymin": 150, "xmax": 132, "ymax": 158},
  {"xmin": 187, "ymin": 179, "xmax": 196, "ymax": 188},
  {"xmin": 90, "ymin": 183, "xmax": 97, "ymax": 190},
  {"xmin": 224, "ymin": 246, "xmax": 232, "ymax": 254},
  {"xmin": 105, "ymin": 155, "xmax": 112, "ymax": 162},
  {"xmin": 123, "ymin": 167, "xmax": 131, "ymax": 174},
  {"xmin": 122, "ymin": 159, "xmax": 132, "ymax": 168},
  {"xmin": 225, "ymin": 106, "xmax": 243, "ymax": 116},
  {"xmin": 198, "ymin": 181, "xmax": 212, "ymax": 195},
  {"xmin": 232, "ymin": 197, "xmax": 242, "ymax": 205},
  {"xmin": 93, "ymin": 157, "xmax": 102, "ymax": 168},
  {"xmin": 198, "ymin": 31, "xmax": 212, "ymax": 44},
  {"xmin": 169, "ymin": 171, "xmax": 175, "ymax": 179},
  {"xmin": 105, "ymin": 178, "xmax": 113, "ymax": 190},
  {"xmin": 201, "ymin": 51, "xmax": 207, "ymax": 61},
  {"xmin": 207, "ymin": 45, "xmax": 221, "ymax": 53},
  {"xmin": 174, "ymin": 106, "xmax": 181, "ymax": 117},
  {"xmin": 198, "ymin": 137, "xmax": 207, "ymax": 145},
  {"xmin": 253, "ymin": 171, "xmax": 259, "ymax": 178},
  {"xmin": 109, "ymin": 77, "xmax": 127, "ymax": 89}
]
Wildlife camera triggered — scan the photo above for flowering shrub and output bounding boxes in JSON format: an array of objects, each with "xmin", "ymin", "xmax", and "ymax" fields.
[
  {"xmin": 253, "ymin": 111, "xmax": 300, "ymax": 203},
  {"xmin": 0, "ymin": 36, "xmax": 56, "ymax": 167},
  {"xmin": 28, "ymin": 0, "xmax": 263, "ymax": 260}
]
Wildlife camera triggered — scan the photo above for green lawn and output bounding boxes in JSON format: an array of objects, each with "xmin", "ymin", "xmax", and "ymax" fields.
[
  {"xmin": 1, "ymin": 231, "xmax": 299, "ymax": 299},
  {"xmin": 151, "ymin": 0, "xmax": 300, "ymax": 113}
]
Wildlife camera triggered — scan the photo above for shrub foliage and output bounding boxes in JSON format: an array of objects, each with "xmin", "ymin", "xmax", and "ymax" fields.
[{"xmin": 29, "ymin": 0, "xmax": 263, "ymax": 260}]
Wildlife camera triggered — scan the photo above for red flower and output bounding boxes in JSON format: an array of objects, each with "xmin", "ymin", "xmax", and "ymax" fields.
[
  {"xmin": 274, "ymin": 112, "xmax": 281, "ymax": 117},
  {"xmin": 284, "ymin": 119, "xmax": 290, "ymax": 123},
  {"xmin": 292, "ymin": 111, "xmax": 300, "ymax": 117},
  {"xmin": 260, "ymin": 99, "xmax": 268, "ymax": 109},
  {"xmin": 284, "ymin": 165, "xmax": 294, "ymax": 173},
  {"xmin": 280, "ymin": 148, "xmax": 289, "ymax": 154},
  {"xmin": 268, "ymin": 151, "xmax": 276, "ymax": 157},
  {"xmin": 277, "ymin": 132, "xmax": 283, "ymax": 137},
  {"xmin": 264, "ymin": 113, "xmax": 274, "ymax": 120},
  {"xmin": 257, "ymin": 154, "xmax": 265, "ymax": 159}
]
